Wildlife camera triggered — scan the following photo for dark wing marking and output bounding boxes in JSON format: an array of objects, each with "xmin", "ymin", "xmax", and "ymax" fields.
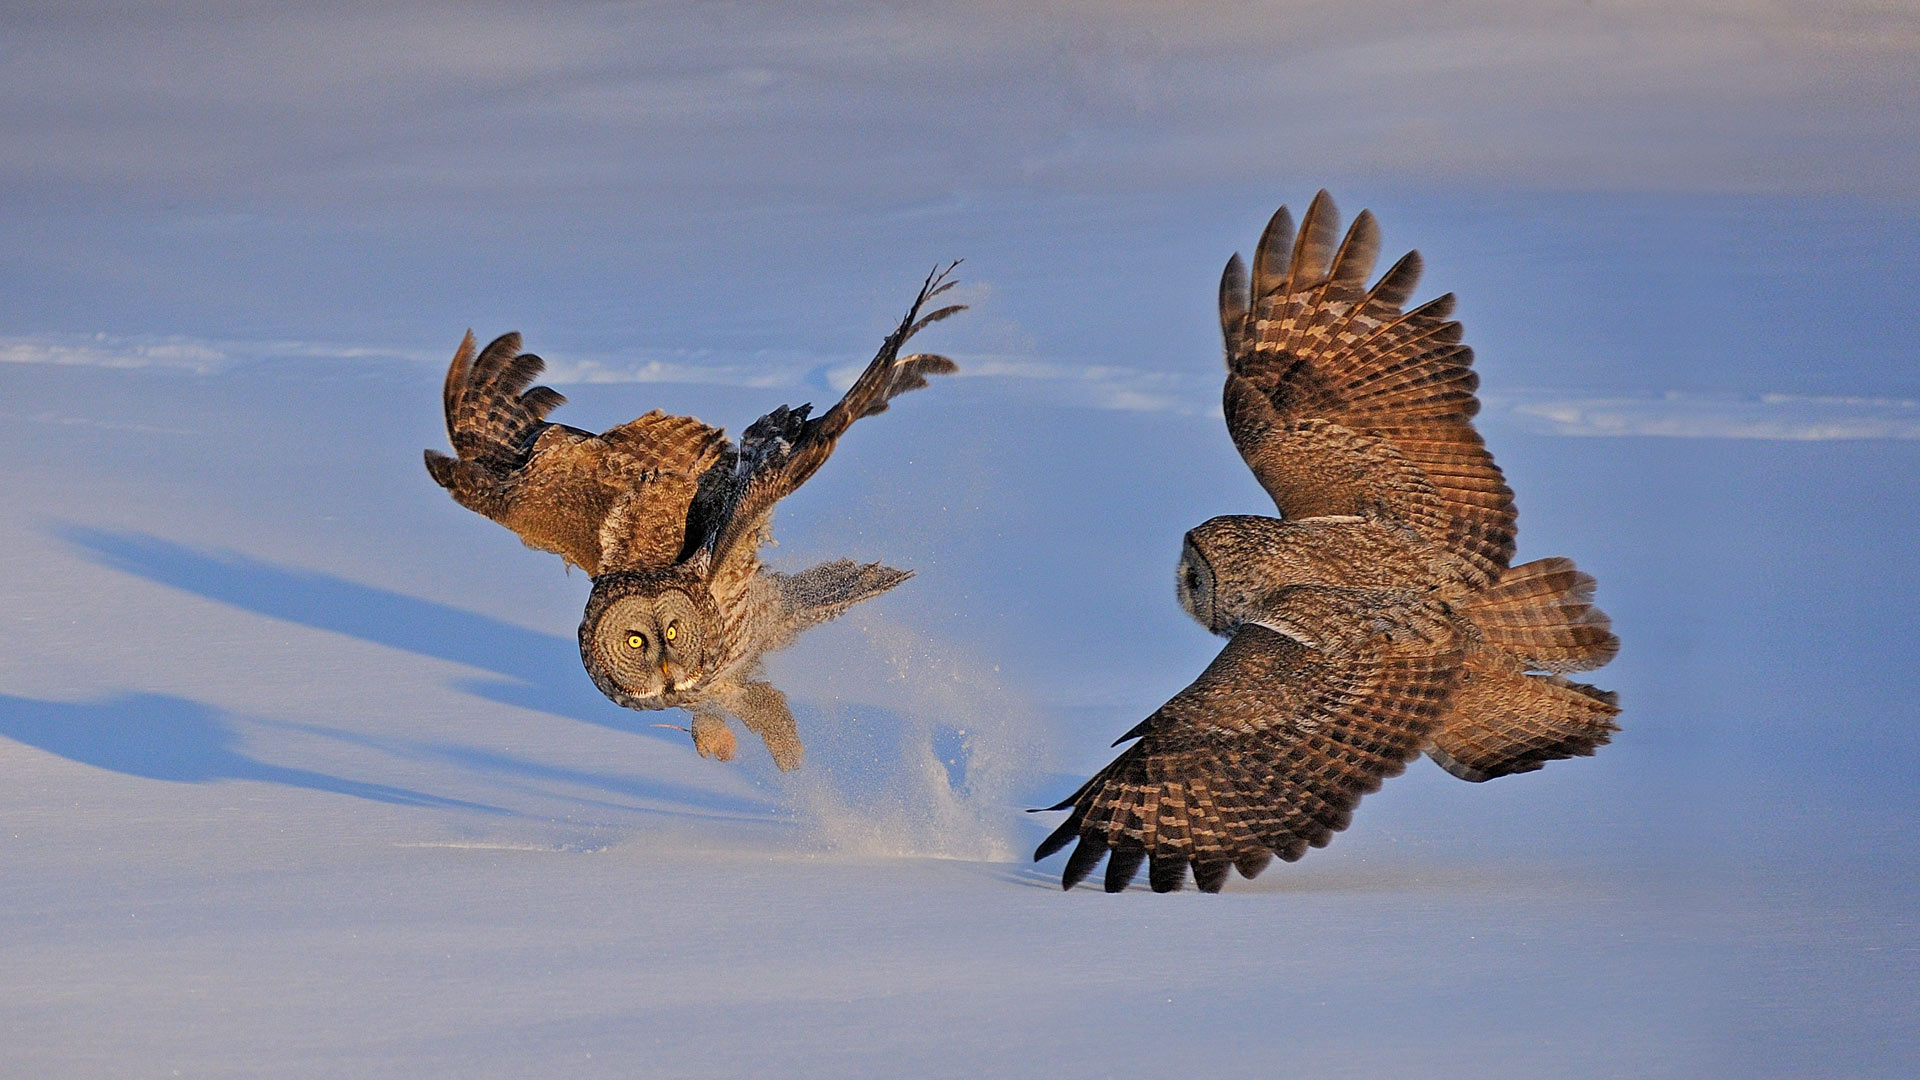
[
  {"xmin": 1219, "ymin": 192, "xmax": 1516, "ymax": 584},
  {"xmin": 425, "ymin": 331, "xmax": 729, "ymax": 575},
  {"xmin": 1034, "ymin": 587, "xmax": 1463, "ymax": 892},
  {"xmin": 696, "ymin": 266, "xmax": 963, "ymax": 571}
]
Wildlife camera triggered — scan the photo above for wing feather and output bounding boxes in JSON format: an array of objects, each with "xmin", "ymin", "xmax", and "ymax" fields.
[
  {"xmin": 1035, "ymin": 587, "xmax": 1463, "ymax": 892},
  {"xmin": 1220, "ymin": 195, "xmax": 1517, "ymax": 582},
  {"xmin": 697, "ymin": 266, "xmax": 963, "ymax": 571},
  {"xmin": 425, "ymin": 332, "xmax": 729, "ymax": 575}
]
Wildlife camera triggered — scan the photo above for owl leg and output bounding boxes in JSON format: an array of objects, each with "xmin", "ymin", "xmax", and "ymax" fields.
[
  {"xmin": 687, "ymin": 706, "xmax": 738, "ymax": 762},
  {"xmin": 716, "ymin": 680, "xmax": 805, "ymax": 772}
]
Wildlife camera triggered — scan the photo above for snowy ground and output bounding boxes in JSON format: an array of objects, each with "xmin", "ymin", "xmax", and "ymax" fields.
[
  {"xmin": 4, "ymin": 311, "xmax": 1917, "ymax": 1075},
  {"xmin": 6, "ymin": 3, "xmax": 1918, "ymax": 1073}
]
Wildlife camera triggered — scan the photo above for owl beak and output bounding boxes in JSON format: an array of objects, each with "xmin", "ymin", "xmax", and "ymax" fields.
[{"xmin": 660, "ymin": 659, "xmax": 689, "ymax": 691}]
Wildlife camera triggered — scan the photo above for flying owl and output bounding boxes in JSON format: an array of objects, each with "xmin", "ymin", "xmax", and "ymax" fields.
[
  {"xmin": 425, "ymin": 268, "xmax": 963, "ymax": 770},
  {"xmin": 1035, "ymin": 194, "xmax": 1620, "ymax": 892}
]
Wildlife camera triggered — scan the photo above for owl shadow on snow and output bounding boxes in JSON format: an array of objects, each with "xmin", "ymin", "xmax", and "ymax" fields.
[
  {"xmin": 0, "ymin": 690, "xmax": 499, "ymax": 811},
  {"xmin": 64, "ymin": 526, "xmax": 644, "ymax": 728},
  {"xmin": 51, "ymin": 527, "xmax": 765, "ymax": 817}
]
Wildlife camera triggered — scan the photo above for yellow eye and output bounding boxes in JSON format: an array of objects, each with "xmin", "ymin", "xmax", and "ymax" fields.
[
  {"xmin": 665, "ymin": 623, "xmax": 679, "ymax": 642},
  {"xmin": 626, "ymin": 633, "xmax": 645, "ymax": 650}
]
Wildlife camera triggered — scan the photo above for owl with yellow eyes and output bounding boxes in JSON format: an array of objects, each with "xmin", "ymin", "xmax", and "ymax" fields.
[{"xmin": 426, "ymin": 269, "xmax": 962, "ymax": 769}]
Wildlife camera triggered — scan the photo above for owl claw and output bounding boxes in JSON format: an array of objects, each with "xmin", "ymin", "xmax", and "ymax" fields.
[{"xmin": 690, "ymin": 715, "xmax": 737, "ymax": 762}]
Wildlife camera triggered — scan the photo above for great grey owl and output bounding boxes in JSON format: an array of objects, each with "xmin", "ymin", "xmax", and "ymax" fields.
[
  {"xmin": 426, "ymin": 268, "xmax": 962, "ymax": 770},
  {"xmin": 1035, "ymin": 194, "xmax": 1620, "ymax": 892}
]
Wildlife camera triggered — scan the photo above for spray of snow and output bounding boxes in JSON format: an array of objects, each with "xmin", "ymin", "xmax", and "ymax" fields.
[{"xmin": 768, "ymin": 617, "xmax": 1047, "ymax": 863}]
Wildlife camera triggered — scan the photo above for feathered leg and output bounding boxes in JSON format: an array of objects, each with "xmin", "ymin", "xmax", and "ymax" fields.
[
  {"xmin": 687, "ymin": 704, "xmax": 738, "ymax": 762},
  {"xmin": 714, "ymin": 680, "xmax": 805, "ymax": 771}
]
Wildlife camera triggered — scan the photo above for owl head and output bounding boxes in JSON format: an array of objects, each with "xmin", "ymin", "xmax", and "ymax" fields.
[
  {"xmin": 1177, "ymin": 515, "xmax": 1300, "ymax": 636},
  {"xmin": 579, "ymin": 569, "xmax": 727, "ymax": 709},
  {"xmin": 1175, "ymin": 531, "xmax": 1222, "ymax": 634}
]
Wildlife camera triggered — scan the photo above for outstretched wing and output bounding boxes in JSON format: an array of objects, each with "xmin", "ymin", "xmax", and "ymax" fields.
[
  {"xmin": 1033, "ymin": 587, "xmax": 1464, "ymax": 893},
  {"xmin": 425, "ymin": 331, "xmax": 730, "ymax": 576},
  {"xmin": 1218, "ymin": 192, "xmax": 1516, "ymax": 584},
  {"xmin": 695, "ymin": 266, "xmax": 964, "ymax": 571}
]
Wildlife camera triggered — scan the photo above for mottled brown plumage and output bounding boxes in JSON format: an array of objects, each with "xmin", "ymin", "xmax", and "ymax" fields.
[
  {"xmin": 1221, "ymin": 190, "xmax": 1515, "ymax": 586},
  {"xmin": 426, "ymin": 267, "xmax": 963, "ymax": 768},
  {"xmin": 1180, "ymin": 516, "xmax": 1619, "ymax": 784},
  {"xmin": 1036, "ymin": 588, "xmax": 1466, "ymax": 893},
  {"xmin": 1037, "ymin": 195, "xmax": 1620, "ymax": 891}
]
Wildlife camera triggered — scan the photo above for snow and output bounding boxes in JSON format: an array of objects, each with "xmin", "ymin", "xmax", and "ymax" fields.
[
  {"xmin": 4, "ymin": 339, "xmax": 1917, "ymax": 1077},
  {"xmin": 4, "ymin": 4, "xmax": 1918, "ymax": 1072}
]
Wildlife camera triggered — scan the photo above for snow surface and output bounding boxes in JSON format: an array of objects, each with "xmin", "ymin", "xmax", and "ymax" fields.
[
  {"xmin": 4, "ymin": 338, "xmax": 1917, "ymax": 1077},
  {"xmin": 3, "ymin": 4, "xmax": 1918, "ymax": 1071}
]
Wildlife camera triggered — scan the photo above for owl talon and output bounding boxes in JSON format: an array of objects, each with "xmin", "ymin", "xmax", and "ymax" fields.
[{"xmin": 690, "ymin": 715, "xmax": 737, "ymax": 762}]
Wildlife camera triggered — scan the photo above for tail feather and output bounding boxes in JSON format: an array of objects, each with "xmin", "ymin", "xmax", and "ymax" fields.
[
  {"xmin": 777, "ymin": 559, "xmax": 913, "ymax": 635},
  {"xmin": 1463, "ymin": 557, "xmax": 1619, "ymax": 673},
  {"xmin": 1430, "ymin": 649, "xmax": 1621, "ymax": 782}
]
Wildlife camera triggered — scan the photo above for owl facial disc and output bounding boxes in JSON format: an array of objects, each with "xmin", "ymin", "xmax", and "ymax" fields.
[
  {"xmin": 1176, "ymin": 534, "xmax": 1220, "ymax": 633},
  {"xmin": 580, "ymin": 571, "xmax": 724, "ymax": 709}
]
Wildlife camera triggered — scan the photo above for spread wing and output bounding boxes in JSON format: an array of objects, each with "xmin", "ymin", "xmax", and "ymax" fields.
[
  {"xmin": 1033, "ymin": 587, "xmax": 1464, "ymax": 893},
  {"xmin": 694, "ymin": 266, "xmax": 963, "ymax": 572},
  {"xmin": 1218, "ymin": 191, "xmax": 1516, "ymax": 584},
  {"xmin": 424, "ymin": 331, "xmax": 730, "ymax": 576}
]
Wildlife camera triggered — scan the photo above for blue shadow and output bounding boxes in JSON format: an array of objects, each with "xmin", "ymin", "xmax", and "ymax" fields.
[
  {"xmin": 264, "ymin": 718, "xmax": 776, "ymax": 821},
  {"xmin": 59, "ymin": 526, "xmax": 675, "ymax": 743},
  {"xmin": 0, "ymin": 691, "xmax": 499, "ymax": 810}
]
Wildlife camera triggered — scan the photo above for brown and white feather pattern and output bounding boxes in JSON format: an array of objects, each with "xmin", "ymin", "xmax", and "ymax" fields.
[
  {"xmin": 1036, "ymin": 587, "xmax": 1464, "ymax": 893},
  {"xmin": 1458, "ymin": 557, "xmax": 1618, "ymax": 673},
  {"xmin": 1037, "ymin": 196, "xmax": 1621, "ymax": 891},
  {"xmin": 1220, "ymin": 190, "xmax": 1517, "ymax": 585},
  {"xmin": 1428, "ymin": 641, "xmax": 1620, "ymax": 783},
  {"xmin": 1210, "ymin": 196, "xmax": 1618, "ymax": 784},
  {"xmin": 425, "ymin": 271, "xmax": 961, "ymax": 770},
  {"xmin": 426, "ymin": 334, "xmax": 729, "ymax": 575},
  {"xmin": 1181, "ymin": 512, "xmax": 1619, "ymax": 784}
]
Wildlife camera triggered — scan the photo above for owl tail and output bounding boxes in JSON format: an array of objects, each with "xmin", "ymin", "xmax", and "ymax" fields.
[
  {"xmin": 776, "ymin": 559, "xmax": 913, "ymax": 635},
  {"xmin": 1427, "ymin": 645, "xmax": 1621, "ymax": 782},
  {"xmin": 1459, "ymin": 557, "xmax": 1618, "ymax": 674}
]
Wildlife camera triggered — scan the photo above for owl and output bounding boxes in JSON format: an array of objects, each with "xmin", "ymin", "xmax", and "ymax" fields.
[
  {"xmin": 425, "ymin": 268, "xmax": 963, "ymax": 770},
  {"xmin": 1035, "ymin": 194, "xmax": 1620, "ymax": 892}
]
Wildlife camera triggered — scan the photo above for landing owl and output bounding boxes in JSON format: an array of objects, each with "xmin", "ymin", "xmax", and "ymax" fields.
[
  {"xmin": 1036, "ymin": 195, "xmax": 1620, "ymax": 892},
  {"xmin": 425, "ymin": 269, "xmax": 962, "ymax": 769}
]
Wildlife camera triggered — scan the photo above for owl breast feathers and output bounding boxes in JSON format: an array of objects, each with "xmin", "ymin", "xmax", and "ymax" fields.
[{"xmin": 1036, "ymin": 194, "xmax": 1620, "ymax": 892}]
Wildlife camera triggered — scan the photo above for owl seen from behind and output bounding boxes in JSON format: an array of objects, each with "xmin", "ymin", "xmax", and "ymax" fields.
[{"xmin": 1036, "ymin": 195, "xmax": 1620, "ymax": 892}]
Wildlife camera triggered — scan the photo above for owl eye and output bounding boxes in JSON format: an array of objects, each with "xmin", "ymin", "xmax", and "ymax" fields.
[
  {"xmin": 626, "ymin": 632, "xmax": 646, "ymax": 650},
  {"xmin": 665, "ymin": 622, "xmax": 679, "ymax": 642}
]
